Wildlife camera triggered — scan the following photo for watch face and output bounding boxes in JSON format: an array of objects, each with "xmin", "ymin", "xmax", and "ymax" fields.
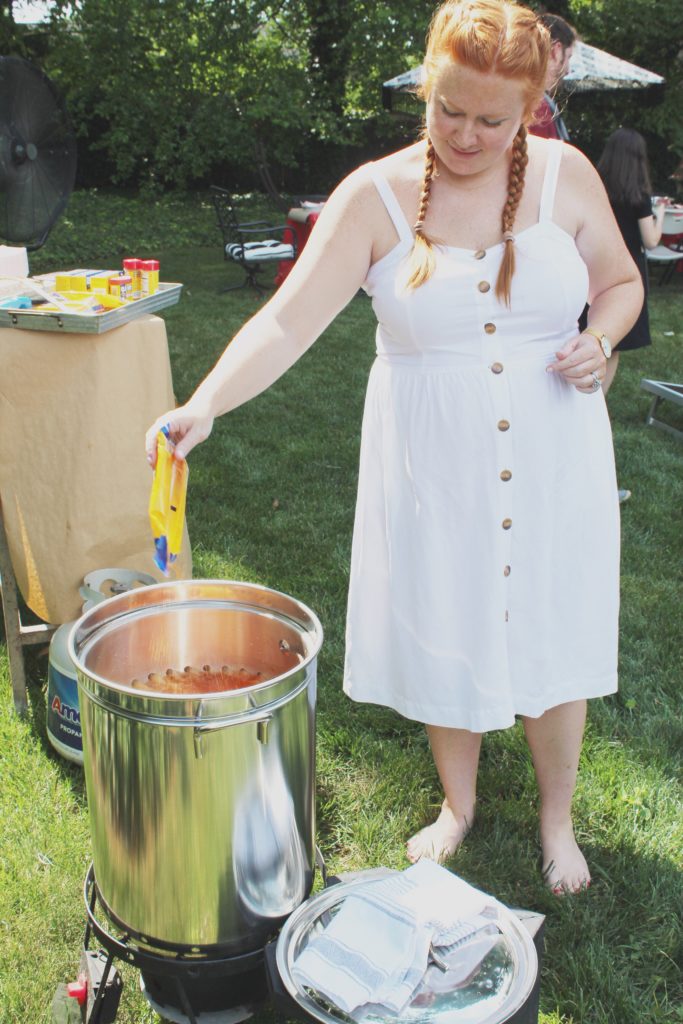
[{"xmin": 600, "ymin": 336, "xmax": 612, "ymax": 358}]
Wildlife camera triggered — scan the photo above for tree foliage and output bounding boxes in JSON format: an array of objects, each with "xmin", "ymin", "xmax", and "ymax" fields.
[
  {"xmin": 567, "ymin": 0, "xmax": 683, "ymax": 188},
  {"xmin": 46, "ymin": 1, "xmax": 311, "ymax": 188},
  {"xmin": 35, "ymin": 0, "xmax": 683, "ymax": 193}
]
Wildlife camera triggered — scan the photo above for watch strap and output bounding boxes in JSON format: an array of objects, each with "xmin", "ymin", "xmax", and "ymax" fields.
[{"xmin": 583, "ymin": 327, "xmax": 611, "ymax": 356}]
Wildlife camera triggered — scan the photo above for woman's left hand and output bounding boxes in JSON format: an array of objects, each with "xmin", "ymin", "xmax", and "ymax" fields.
[{"xmin": 547, "ymin": 333, "xmax": 606, "ymax": 394}]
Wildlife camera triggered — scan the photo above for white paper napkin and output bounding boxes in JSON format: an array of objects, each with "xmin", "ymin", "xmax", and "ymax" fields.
[{"xmin": 291, "ymin": 860, "xmax": 501, "ymax": 1017}]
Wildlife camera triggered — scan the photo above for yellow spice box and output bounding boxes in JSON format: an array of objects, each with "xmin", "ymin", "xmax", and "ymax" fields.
[{"xmin": 53, "ymin": 269, "xmax": 119, "ymax": 294}]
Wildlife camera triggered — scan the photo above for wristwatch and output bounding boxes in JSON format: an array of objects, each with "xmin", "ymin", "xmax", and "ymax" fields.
[{"xmin": 583, "ymin": 327, "xmax": 612, "ymax": 358}]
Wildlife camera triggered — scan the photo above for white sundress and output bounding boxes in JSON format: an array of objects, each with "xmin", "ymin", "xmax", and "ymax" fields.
[{"xmin": 343, "ymin": 140, "xmax": 620, "ymax": 733}]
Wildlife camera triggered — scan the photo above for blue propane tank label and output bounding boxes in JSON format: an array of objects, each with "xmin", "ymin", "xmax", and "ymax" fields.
[{"xmin": 47, "ymin": 662, "xmax": 82, "ymax": 755}]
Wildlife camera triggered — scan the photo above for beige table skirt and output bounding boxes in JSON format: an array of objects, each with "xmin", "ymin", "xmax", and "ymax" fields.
[{"xmin": 0, "ymin": 314, "xmax": 192, "ymax": 624}]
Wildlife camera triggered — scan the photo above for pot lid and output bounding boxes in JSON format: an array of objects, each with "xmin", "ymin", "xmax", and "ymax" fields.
[{"xmin": 275, "ymin": 873, "xmax": 538, "ymax": 1024}]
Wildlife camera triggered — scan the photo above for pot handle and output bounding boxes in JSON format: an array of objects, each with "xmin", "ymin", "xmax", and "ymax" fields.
[{"xmin": 193, "ymin": 712, "xmax": 273, "ymax": 758}]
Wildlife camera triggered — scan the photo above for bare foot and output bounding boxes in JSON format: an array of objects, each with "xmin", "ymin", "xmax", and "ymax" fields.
[
  {"xmin": 406, "ymin": 801, "xmax": 473, "ymax": 864},
  {"xmin": 540, "ymin": 819, "xmax": 591, "ymax": 895}
]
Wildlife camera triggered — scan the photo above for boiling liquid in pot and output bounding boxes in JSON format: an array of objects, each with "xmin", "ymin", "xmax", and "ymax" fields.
[{"xmin": 131, "ymin": 664, "xmax": 268, "ymax": 695}]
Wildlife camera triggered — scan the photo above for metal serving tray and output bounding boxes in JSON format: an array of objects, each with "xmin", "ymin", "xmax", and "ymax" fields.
[{"xmin": 0, "ymin": 281, "xmax": 182, "ymax": 334}]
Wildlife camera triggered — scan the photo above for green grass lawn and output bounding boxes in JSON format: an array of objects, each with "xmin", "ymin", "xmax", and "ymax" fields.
[{"xmin": 1, "ymin": 196, "xmax": 682, "ymax": 1024}]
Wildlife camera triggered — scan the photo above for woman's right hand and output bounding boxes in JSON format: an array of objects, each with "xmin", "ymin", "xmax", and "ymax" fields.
[{"xmin": 145, "ymin": 401, "xmax": 215, "ymax": 467}]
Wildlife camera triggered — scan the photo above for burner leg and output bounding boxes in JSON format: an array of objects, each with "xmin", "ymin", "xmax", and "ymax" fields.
[
  {"xmin": 86, "ymin": 951, "xmax": 115, "ymax": 1024},
  {"xmin": 173, "ymin": 976, "xmax": 200, "ymax": 1024},
  {"xmin": 84, "ymin": 874, "xmax": 98, "ymax": 950}
]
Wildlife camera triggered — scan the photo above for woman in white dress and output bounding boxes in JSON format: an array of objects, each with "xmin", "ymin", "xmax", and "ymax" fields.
[{"xmin": 147, "ymin": 0, "xmax": 642, "ymax": 893}]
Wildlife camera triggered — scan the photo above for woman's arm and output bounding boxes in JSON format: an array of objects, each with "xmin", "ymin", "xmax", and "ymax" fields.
[
  {"xmin": 571, "ymin": 149, "xmax": 643, "ymax": 343},
  {"xmin": 639, "ymin": 198, "xmax": 667, "ymax": 250},
  {"xmin": 146, "ymin": 166, "xmax": 381, "ymax": 461},
  {"xmin": 547, "ymin": 146, "xmax": 643, "ymax": 390}
]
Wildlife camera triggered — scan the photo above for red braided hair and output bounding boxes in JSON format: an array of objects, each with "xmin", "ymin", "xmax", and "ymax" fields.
[
  {"xmin": 406, "ymin": 139, "xmax": 438, "ymax": 289},
  {"xmin": 495, "ymin": 124, "xmax": 528, "ymax": 306}
]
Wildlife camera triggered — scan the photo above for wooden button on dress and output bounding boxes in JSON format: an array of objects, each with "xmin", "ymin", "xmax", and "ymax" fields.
[
  {"xmin": 474, "ymin": 249, "xmax": 486, "ymax": 260},
  {"xmin": 478, "ymin": 281, "xmax": 491, "ymax": 293},
  {"xmin": 497, "ymin": 420, "xmax": 510, "ymax": 431},
  {"xmin": 491, "ymin": 362, "xmax": 503, "ymax": 374},
  {"xmin": 484, "ymin": 323, "xmax": 496, "ymax": 334},
  {"xmin": 502, "ymin": 518, "xmax": 512, "ymax": 530},
  {"xmin": 504, "ymin": 565, "xmax": 511, "ymax": 576},
  {"xmin": 500, "ymin": 469, "xmax": 512, "ymax": 481}
]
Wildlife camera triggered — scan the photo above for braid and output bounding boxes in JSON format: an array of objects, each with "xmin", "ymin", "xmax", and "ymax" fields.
[
  {"xmin": 406, "ymin": 139, "xmax": 438, "ymax": 289},
  {"xmin": 414, "ymin": 139, "xmax": 436, "ymax": 234},
  {"xmin": 495, "ymin": 125, "xmax": 528, "ymax": 307}
]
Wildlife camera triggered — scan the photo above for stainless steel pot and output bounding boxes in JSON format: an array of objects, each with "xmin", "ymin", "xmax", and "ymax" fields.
[{"xmin": 68, "ymin": 580, "xmax": 323, "ymax": 955}]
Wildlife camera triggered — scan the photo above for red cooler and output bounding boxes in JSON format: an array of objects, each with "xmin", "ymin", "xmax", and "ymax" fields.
[{"xmin": 275, "ymin": 206, "xmax": 323, "ymax": 287}]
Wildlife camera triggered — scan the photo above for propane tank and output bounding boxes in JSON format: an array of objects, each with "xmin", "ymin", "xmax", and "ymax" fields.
[
  {"xmin": 46, "ymin": 568, "xmax": 158, "ymax": 766},
  {"xmin": 46, "ymin": 620, "xmax": 82, "ymax": 765}
]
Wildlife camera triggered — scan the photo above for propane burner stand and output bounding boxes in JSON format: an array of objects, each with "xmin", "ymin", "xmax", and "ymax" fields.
[
  {"xmin": 72, "ymin": 864, "xmax": 272, "ymax": 1024},
  {"xmin": 55, "ymin": 863, "xmax": 545, "ymax": 1024}
]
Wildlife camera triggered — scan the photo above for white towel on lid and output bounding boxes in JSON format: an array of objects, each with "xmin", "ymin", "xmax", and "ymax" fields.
[{"xmin": 291, "ymin": 860, "xmax": 501, "ymax": 1018}]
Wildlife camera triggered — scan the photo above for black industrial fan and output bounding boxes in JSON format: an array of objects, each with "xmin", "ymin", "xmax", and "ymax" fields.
[{"xmin": 0, "ymin": 56, "xmax": 77, "ymax": 249}]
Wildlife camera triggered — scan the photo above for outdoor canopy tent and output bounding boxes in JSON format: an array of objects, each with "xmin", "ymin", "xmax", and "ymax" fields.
[
  {"xmin": 560, "ymin": 41, "xmax": 665, "ymax": 92},
  {"xmin": 382, "ymin": 40, "xmax": 665, "ymax": 109}
]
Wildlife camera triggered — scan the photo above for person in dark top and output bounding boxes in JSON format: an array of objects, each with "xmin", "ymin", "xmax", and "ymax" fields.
[
  {"xmin": 597, "ymin": 128, "xmax": 668, "ymax": 393},
  {"xmin": 597, "ymin": 128, "xmax": 668, "ymax": 501}
]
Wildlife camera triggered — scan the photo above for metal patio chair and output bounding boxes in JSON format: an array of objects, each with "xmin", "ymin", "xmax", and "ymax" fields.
[
  {"xmin": 646, "ymin": 208, "xmax": 683, "ymax": 285},
  {"xmin": 210, "ymin": 186, "xmax": 297, "ymax": 293}
]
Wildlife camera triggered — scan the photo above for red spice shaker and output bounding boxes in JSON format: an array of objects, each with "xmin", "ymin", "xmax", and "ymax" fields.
[
  {"xmin": 122, "ymin": 258, "xmax": 142, "ymax": 299},
  {"xmin": 140, "ymin": 259, "xmax": 160, "ymax": 296}
]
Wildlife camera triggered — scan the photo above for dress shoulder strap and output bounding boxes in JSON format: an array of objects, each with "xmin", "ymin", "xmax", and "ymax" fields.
[
  {"xmin": 367, "ymin": 163, "xmax": 414, "ymax": 244},
  {"xmin": 538, "ymin": 140, "xmax": 564, "ymax": 222}
]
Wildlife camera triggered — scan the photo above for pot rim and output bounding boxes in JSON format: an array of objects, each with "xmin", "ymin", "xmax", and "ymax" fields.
[{"xmin": 68, "ymin": 578, "xmax": 324, "ymax": 702}]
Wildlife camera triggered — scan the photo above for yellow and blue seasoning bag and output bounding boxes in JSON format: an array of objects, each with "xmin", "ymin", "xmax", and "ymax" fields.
[{"xmin": 148, "ymin": 427, "xmax": 188, "ymax": 575}]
